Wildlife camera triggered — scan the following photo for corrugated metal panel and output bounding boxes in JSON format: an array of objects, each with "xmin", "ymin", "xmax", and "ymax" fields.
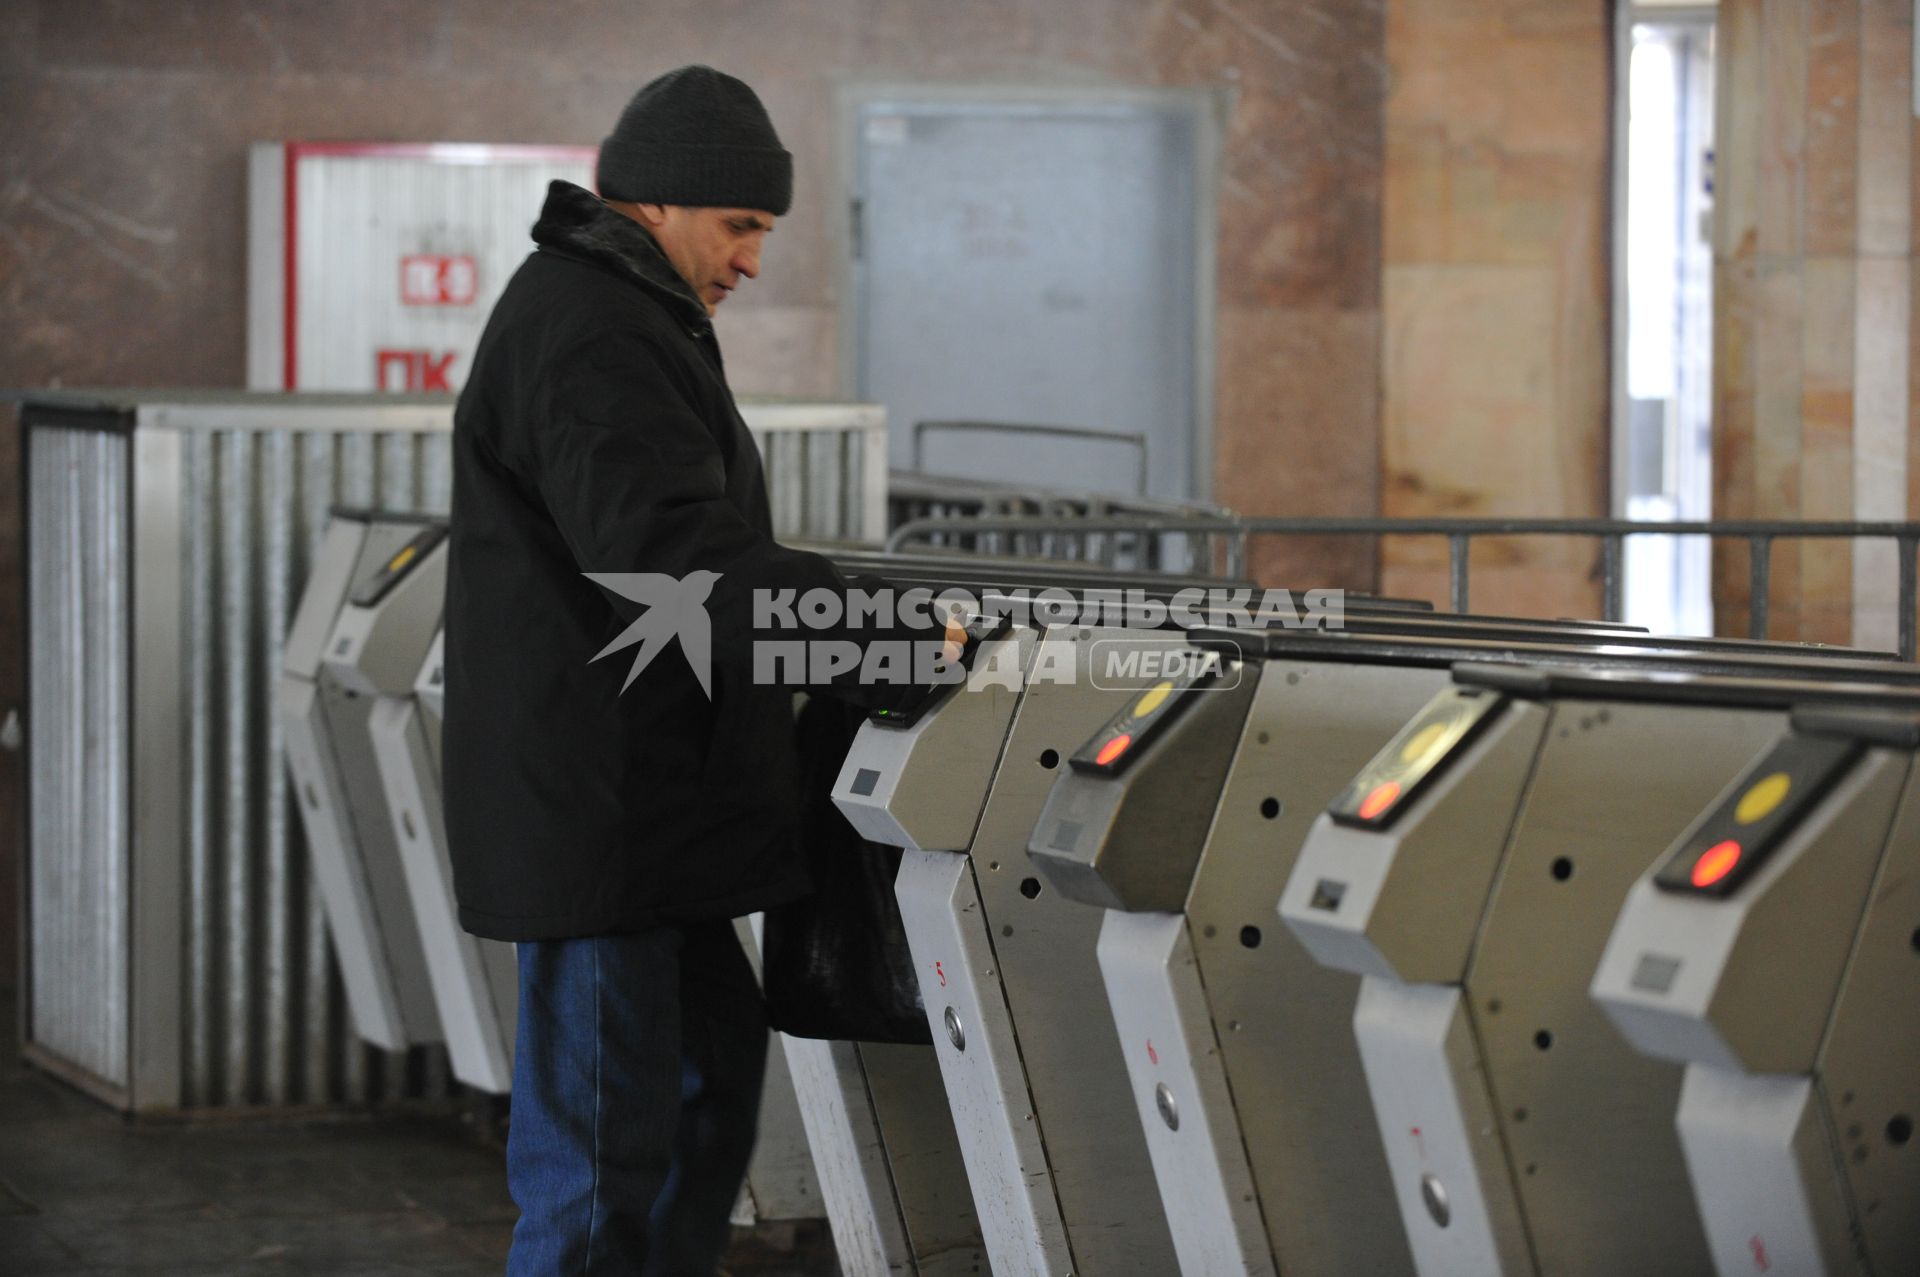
[
  {"xmin": 741, "ymin": 400, "xmax": 888, "ymax": 546},
  {"xmin": 179, "ymin": 424, "xmax": 455, "ymax": 1108},
  {"xmin": 27, "ymin": 426, "xmax": 131, "ymax": 1090},
  {"xmin": 26, "ymin": 393, "xmax": 882, "ymax": 1111},
  {"xmin": 761, "ymin": 428, "xmax": 862, "ymax": 544}
]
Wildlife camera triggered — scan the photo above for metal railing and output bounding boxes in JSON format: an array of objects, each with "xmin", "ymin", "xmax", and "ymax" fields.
[
  {"xmin": 886, "ymin": 513, "xmax": 1920, "ymax": 660},
  {"xmin": 891, "ymin": 419, "xmax": 1249, "ymax": 571},
  {"xmin": 886, "ymin": 473, "xmax": 1238, "ymax": 573}
]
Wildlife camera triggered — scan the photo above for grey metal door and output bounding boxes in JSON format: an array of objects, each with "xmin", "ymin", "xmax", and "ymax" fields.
[{"xmin": 849, "ymin": 91, "xmax": 1210, "ymax": 501}]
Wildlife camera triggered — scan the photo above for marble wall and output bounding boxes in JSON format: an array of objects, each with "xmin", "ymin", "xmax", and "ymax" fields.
[
  {"xmin": 1712, "ymin": 0, "xmax": 1915, "ymax": 650},
  {"xmin": 0, "ymin": 0, "xmax": 1391, "ymax": 989},
  {"xmin": 1379, "ymin": 0, "xmax": 1613, "ymax": 618}
]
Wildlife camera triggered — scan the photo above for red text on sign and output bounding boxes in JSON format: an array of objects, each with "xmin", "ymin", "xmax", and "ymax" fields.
[
  {"xmin": 377, "ymin": 349, "xmax": 458, "ymax": 392},
  {"xmin": 400, "ymin": 254, "xmax": 479, "ymax": 306}
]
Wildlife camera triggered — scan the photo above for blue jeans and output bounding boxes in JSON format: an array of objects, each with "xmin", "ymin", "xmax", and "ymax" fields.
[{"xmin": 505, "ymin": 921, "xmax": 769, "ymax": 1276}]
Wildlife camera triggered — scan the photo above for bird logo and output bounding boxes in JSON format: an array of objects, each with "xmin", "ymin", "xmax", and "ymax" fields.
[{"xmin": 583, "ymin": 570, "xmax": 721, "ymax": 696}]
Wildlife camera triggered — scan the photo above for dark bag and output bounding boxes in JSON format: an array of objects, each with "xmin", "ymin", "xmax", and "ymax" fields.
[{"xmin": 760, "ymin": 694, "xmax": 933, "ymax": 1044}]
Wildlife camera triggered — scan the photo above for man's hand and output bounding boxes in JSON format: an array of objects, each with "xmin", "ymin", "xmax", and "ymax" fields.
[{"xmin": 943, "ymin": 610, "xmax": 968, "ymax": 664}]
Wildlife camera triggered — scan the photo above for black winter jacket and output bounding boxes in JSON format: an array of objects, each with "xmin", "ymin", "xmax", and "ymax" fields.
[{"xmin": 444, "ymin": 180, "xmax": 913, "ymax": 941}]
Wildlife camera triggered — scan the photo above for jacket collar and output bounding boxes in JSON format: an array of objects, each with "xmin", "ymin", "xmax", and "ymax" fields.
[{"xmin": 530, "ymin": 180, "xmax": 711, "ymax": 329}]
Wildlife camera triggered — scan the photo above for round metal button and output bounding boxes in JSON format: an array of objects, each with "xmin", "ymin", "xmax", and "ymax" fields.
[
  {"xmin": 944, "ymin": 1006, "xmax": 965, "ymax": 1053},
  {"xmin": 1420, "ymin": 1173, "xmax": 1451, "ymax": 1228},
  {"xmin": 1155, "ymin": 1082, "xmax": 1179, "ymax": 1131}
]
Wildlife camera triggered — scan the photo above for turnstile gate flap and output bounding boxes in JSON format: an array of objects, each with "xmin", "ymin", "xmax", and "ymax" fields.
[
  {"xmin": 1651, "ymin": 735, "xmax": 1865, "ymax": 899},
  {"xmin": 866, "ymin": 613, "xmax": 1010, "ymax": 729},
  {"xmin": 1675, "ymin": 1068, "xmax": 1857, "ymax": 1277},
  {"xmin": 1064, "ymin": 648, "xmax": 1235, "ymax": 776},
  {"xmin": 1281, "ymin": 692, "xmax": 1549, "ymax": 986},
  {"xmin": 323, "ymin": 529, "xmax": 448, "ymax": 699},
  {"xmin": 348, "ymin": 522, "xmax": 446, "ymax": 609},
  {"xmin": 367, "ymin": 692, "xmax": 516, "ymax": 1093},
  {"xmin": 1029, "ymin": 659, "xmax": 1259, "ymax": 913},
  {"xmin": 276, "ymin": 676, "xmax": 416, "ymax": 1051},
  {"xmin": 1354, "ymin": 979, "xmax": 1538, "ymax": 1276},
  {"xmin": 1594, "ymin": 727, "xmax": 1909, "ymax": 1076},
  {"xmin": 893, "ymin": 848, "xmax": 1075, "ymax": 1273},
  {"xmin": 1327, "ymin": 686, "xmax": 1506, "ymax": 831},
  {"xmin": 284, "ymin": 519, "xmax": 367, "ymax": 680},
  {"xmin": 831, "ymin": 626, "xmax": 1035, "ymax": 852},
  {"xmin": 1096, "ymin": 912, "xmax": 1278, "ymax": 1276}
]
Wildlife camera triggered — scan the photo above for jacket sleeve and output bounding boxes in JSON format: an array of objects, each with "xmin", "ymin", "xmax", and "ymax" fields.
[{"xmin": 520, "ymin": 326, "xmax": 941, "ymax": 710}]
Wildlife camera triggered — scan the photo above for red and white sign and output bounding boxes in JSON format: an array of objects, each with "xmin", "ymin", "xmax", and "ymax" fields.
[
  {"xmin": 249, "ymin": 141, "xmax": 597, "ymax": 392},
  {"xmin": 400, "ymin": 254, "xmax": 478, "ymax": 307}
]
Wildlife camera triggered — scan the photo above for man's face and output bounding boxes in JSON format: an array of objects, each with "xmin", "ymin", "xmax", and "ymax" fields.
[{"xmin": 643, "ymin": 205, "xmax": 775, "ymax": 315}]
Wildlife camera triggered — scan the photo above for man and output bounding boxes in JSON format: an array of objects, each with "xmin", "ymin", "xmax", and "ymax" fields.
[{"xmin": 444, "ymin": 66, "xmax": 953, "ymax": 1275}]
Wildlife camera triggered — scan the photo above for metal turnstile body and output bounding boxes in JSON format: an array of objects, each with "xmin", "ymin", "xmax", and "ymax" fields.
[
  {"xmin": 1593, "ymin": 707, "xmax": 1920, "ymax": 1276},
  {"xmin": 279, "ymin": 515, "xmax": 447, "ymax": 1050},
  {"xmin": 769, "ymin": 1031, "xmax": 984, "ymax": 1274},
  {"xmin": 371, "ymin": 630, "xmax": 829, "ymax": 1221},
  {"xmin": 840, "ymin": 625, "xmax": 1193, "ymax": 1275},
  {"xmin": 1032, "ymin": 648, "xmax": 1445, "ymax": 1276},
  {"xmin": 367, "ymin": 629, "xmax": 517, "ymax": 1092},
  {"xmin": 811, "ymin": 626, "xmax": 1049, "ymax": 1275},
  {"xmin": 1279, "ymin": 668, "xmax": 1908, "ymax": 1276}
]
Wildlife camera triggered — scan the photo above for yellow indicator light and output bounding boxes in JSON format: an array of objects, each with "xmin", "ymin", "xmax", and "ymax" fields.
[
  {"xmin": 1133, "ymin": 681, "xmax": 1175, "ymax": 718},
  {"xmin": 1095, "ymin": 734, "xmax": 1133, "ymax": 767},
  {"xmin": 1735, "ymin": 772, "xmax": 1791, "ymax": 825},
  {"xmin": 1399, "ymin": 721, "xmax": 1452, "ymax": 767},
  {"xmin": 388, "ymin": 545, "xmax": 418, "ymax": 573},
  {"xmin": 1359, "ymin": 781, "xmax": 1402, "ymax": 821}
]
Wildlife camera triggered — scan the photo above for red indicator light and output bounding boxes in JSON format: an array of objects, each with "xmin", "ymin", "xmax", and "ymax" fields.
[
  {"xmin": 1358, "ymin": 781, "xmax": 1402, "ymax": 821},
  {"xmin": 1095, "ymin": 734, "xmax": 1133, "ymax": 767},
  {"xmin": 1692, "ymin": 839, "xmax": 1742, "ymax": 889}
]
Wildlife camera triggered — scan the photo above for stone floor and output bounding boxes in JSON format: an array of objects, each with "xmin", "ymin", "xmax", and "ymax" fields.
[{"xmin": 0, "ymin": 1004, "xmax": 838, "ymax": 1275}]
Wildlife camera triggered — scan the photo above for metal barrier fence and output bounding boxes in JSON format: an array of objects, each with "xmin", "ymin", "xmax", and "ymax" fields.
[
  {"xmin": 18, "ymin": 390, "xmax": 887, "ymax": 1112},
  {"xmin": 887, "ymin": 475, "xmax": 1238, "ymax": 573},
  {"xmin": 889, "ymin": 419, "xmax": 1238, "ymax": 573},
  {"xmin": 887, "ymin": 514, "xmax": 1920, "ymax": 660}
]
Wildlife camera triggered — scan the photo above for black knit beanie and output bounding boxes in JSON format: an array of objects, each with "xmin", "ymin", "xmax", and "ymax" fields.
[{"xmin": 596, "ymin": 65, "xmax": 793, "ymax": 216}]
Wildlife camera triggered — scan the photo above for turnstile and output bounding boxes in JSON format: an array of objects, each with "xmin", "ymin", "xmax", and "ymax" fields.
[
  {"xmin": 1592, "ymin": 706, "xmax": 1920, "ymax": 1277},
  {"xmin": 366, "ymin": 629, "xmax": 518, "ymax": 1092},
  {"xmin": 371, "ymin": 634, "xmax": 831, "ymax": 1220},
  {"xmin": 279, "ymin": 513, "xmax": 448, "ymax": 1050},
  {"xmin": 838, "ymin": 621, "xmax": 1200, "ymax": 1275},
  {"xmin": 1281, "ymin": 663, "xmax": 1920, "ymax": 1277},
  {"xmin": 290, "ymin": 513, "xmax": 830, "ymax": 1224},
  {"xmin": 841, "ymin": 609, "xmax": 1600, "ymax": 1277},
  {"xmin": 1027, "ymin": 636, "xmax": 1422, "ymax": 1277},
  {"xmin": 833, "ymin": 602, "xmax": 1532, "ymax": 1273},
  {"xmin": 1025, "ymin": 624, "xmax": 1914, "ymax": 1277},
  {"xmin": 808, "ymin": 570, "xmax": 1340, "ymax": 1276}
]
